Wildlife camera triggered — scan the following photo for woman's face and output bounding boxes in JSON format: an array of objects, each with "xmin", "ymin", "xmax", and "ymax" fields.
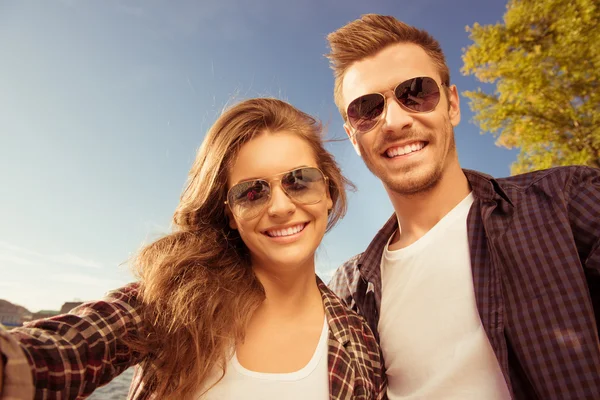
[{"xmin": 226, "ymin": 131, "xmax": 332, "ymax": 273}]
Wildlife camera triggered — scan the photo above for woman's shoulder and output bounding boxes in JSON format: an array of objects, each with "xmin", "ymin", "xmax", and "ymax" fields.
[{"xmin": 104, "ymin": 282, "xmax": 141, "ymax": 306}]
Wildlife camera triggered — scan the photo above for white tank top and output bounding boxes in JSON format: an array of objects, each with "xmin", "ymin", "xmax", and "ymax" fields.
[{"xmin": 198, "ymin": 316, "xmax": 329, "ymax": 399}]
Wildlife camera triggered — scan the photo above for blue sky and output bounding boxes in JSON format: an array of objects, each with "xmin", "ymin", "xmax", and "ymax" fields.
[{"xmin": 0, "ymin": 0, "xmax": 516, "ymax": 312}]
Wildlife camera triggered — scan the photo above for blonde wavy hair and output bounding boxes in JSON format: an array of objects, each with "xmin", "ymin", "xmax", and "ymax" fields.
[
  {"xmin": 128, "ymin": 98, "xmax": 351, "ymax": 399},
  {"xmin": 326, "ymin": 14, "xmax": 451, "ymax": 120}
]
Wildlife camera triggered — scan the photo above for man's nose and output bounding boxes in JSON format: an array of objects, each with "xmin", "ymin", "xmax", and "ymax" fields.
[{"xmin": 381, "ymin": 95, "xmax": 414, "ymax": 133}]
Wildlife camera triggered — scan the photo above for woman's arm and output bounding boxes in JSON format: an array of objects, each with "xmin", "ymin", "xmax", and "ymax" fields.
[{"xmin": 0, "ymin": 283, "xmax": 145, "ymax": 399}]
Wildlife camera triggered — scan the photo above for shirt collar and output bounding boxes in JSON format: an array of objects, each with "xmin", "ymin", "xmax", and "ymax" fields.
[{"xmin": 463, "ymin": 169, "xmax": 513, "ymax": 206}]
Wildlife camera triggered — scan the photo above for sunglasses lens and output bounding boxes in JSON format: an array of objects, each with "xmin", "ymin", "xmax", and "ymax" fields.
[
  {"xmin": 281, "ymin": 167, "xmax": 326, "ymax": 204},
  {"xmin": 228, "ymin": 180, "xmax": 270, "ymax": 219},
  {"xmin": 347, "ymin": 93, "xmax": 385, "ymax": 133},
  {"xmin": 395, "ymin": 77, "xmax": 440, "ymax": 112},
  {"xmin": 227, "ymin": 168, "xmax": 327, "ymax": 219}
]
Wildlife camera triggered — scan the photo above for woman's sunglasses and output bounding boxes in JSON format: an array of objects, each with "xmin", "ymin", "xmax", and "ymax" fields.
[
  {"xmin": 225, "ymin": 167, "xmax": 328, "ymax": 220},
  {"xmin": 346, "ymin": 76, "xmax": 444, "ymax": 134}
]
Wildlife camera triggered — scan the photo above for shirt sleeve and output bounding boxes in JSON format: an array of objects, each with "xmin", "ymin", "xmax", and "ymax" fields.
[
  {"xmin": 0, "ymin": 283, "xmax": 145, "ymax": 400},
  {"xmin": 567, "ymin": 166, "xmax": 600, "ymax": 323}
]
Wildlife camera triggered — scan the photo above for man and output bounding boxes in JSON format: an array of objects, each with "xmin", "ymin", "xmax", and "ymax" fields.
[{"xmin": 327, "ymin": 14, "xmax": 600, "ymax": 400}]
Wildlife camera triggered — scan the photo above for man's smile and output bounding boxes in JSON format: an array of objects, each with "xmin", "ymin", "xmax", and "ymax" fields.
[{"xmin": 384, "ymin": 141, "xmax": 427, "ymax": 158}]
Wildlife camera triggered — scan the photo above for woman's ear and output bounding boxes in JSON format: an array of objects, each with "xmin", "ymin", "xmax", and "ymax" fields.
[{"xmin": 225, "ymin": 206, "xmax": 238, "ymax": 230}]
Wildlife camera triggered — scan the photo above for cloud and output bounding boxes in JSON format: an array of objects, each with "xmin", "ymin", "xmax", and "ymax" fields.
[
  {"xmin": 0, "ymin": 240, "xmax": 104, "ymax": 269},
  {"xmin": 53, "ymin": 253, "xmax": 104, "ymax": 269},
  {"xmin": 51, "ymin": 273, "xmax": 124, "ymax": 287},
  {"xmin": 0, "ymin": 281, "xmax": 23, "ymax": 288},
  {"xmin": 0, "ymin": 253, "xmax": 38, "ymax": 267}
]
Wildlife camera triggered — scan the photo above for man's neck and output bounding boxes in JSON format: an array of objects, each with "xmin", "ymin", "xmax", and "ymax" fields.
[{"xmin": 387, "ymin": 165, "xmax": 471, "ymax": 250}]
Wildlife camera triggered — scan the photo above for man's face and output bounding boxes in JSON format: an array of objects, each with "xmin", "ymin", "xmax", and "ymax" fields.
[{"xmin": 342, "ymin": 43, "xmax": 461, "ymax": 196}]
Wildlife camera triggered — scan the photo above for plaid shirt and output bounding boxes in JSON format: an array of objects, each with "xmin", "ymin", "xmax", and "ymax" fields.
[
  {"xmin": 329, "ymin": 166, "xmax": 600, "ymax": 400},
  {"xmin": 1, "ymin": 277, "xmax": 386, "ymax": 400}
]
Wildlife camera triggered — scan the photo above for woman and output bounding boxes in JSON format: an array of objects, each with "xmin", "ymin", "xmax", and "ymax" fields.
[{"xmin": 0, "ymin": 98, "xmax": 386, "ymax": 399}]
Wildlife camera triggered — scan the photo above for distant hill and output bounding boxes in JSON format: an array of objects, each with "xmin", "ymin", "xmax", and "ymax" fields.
[
  {"xmin": 0, "ymin": 299, "xmax": 32, "ymax": 326},
  {"xmin": 0, "ymin": 300, "xmax": 84, "ymax": 327},
  {"xmin": 0, "ymin": 299, "xmax": 31, "ymax": 315}
]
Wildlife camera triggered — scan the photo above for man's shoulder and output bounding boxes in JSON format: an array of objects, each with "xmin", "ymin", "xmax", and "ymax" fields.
[
  {"xmin": 339, "ymin": 253, "xmax": 363, "ymax": 270},
  {"xmin": 329, "ymin": 253, "xmax": 363, "ymax": 287},
  {"xmin": 495, "ymin": 165, "xmax": 594, "ymax": 189},
  {"xmin": 471, "ymin": 166, "xmax": 598, "ymax": 202},
  {"xmin": 328, "ymin": 253, "xmax": 364, "ymax": 307},
  {"xmin": 467, "ymin": 166, "xmax": 600, "ymax": 217}
]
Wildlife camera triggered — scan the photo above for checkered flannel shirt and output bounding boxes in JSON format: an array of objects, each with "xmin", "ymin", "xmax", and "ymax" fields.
[
  {"xmin": 329, "ymin": 166, "xmax": 600, "ymax": 400},
  {"xmin": 1, "ymin": 277, "xmax": 386, "ymax": 399}
]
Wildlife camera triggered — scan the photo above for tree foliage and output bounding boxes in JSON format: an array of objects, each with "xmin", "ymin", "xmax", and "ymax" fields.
[{"xmin": 462, "ymin": 0, "xmax": 600, "ymax": 174}]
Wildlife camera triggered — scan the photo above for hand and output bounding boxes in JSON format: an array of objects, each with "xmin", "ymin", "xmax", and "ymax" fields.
[{"xmin": 0, "ymin": 352, "xmax": 4, "ymax": 393}]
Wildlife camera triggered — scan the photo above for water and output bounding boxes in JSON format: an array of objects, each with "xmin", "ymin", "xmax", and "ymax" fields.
[{"xmin": 87, "ymin": 368, "xmax": 134, "ymax": 399}]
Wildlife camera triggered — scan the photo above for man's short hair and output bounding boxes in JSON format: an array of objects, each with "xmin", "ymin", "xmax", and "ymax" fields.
[{"xmin": 326, "ymin": 14, "xmax": 450, "ymax": 121}]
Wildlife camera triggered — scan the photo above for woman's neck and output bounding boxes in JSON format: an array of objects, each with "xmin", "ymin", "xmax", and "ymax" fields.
[
  {"xmin": 237, "ymin": 260, "xmax": 325, "ymax": 373},
  {"xmin": 251, "ymin": 261, "xmax": 323, "ymax": 320}
]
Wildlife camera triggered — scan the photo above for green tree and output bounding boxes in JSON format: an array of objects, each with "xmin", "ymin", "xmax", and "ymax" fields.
[{"xmin": 462, "ymin": 0, "xmax": 600, "ymax": 174}]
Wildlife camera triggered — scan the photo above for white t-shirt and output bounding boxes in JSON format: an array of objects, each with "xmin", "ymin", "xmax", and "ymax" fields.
[
  {"xmin": 379, "ymin": 193, "xmax": 511, "ymax": 399},
  {"xmin": 197, "ymin": 316, "xmax": 329, "ymax": 399}
]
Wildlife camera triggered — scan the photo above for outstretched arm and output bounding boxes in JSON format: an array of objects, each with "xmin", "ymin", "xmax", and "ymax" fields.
[{"xmin": 0, "ymin": 283, "xmax": 145, "ymax": 399}]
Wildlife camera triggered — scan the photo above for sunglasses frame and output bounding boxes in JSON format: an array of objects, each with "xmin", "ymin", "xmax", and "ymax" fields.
[
  {"xmin": 346, "ymin": 76, "xmax": 447, "ymax": 136},
  {"xmin": 224, "ymin": 166, "xmax": 329, "ymax": 220}
]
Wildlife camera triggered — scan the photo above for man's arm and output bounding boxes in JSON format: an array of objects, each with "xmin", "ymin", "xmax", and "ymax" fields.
[
  {"xmin": 567, "ymin": 166, "xmax": 600, "ymax": 322},
  {"xmin": 0, "ymin": 283, "xmax": 145, "ymax": 399},
  {"xmin": 567, "ymin": 166, "xmax": 600, "ymax": 271}
]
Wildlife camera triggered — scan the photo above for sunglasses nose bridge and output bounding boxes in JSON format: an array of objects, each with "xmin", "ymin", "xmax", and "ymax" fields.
[
  {"xmin": 265, "ymin": 180, "xmax": 296, "ymax": 216},
  {"xmin": 382, "ymin": 91, "xmax": 415, "ymax": 130},
  {"xmin": 267, "ymin": 177, "xmax": 287, "ymax": 196}
]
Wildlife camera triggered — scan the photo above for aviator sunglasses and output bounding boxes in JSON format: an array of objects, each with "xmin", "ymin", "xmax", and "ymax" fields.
[
  {"xmin": 225, "ymin": 167, "xmax": 329, "ymax": 220},
  {"xmin": 346, "ymin": 76, "xmax": 445, "ymax": 134}
]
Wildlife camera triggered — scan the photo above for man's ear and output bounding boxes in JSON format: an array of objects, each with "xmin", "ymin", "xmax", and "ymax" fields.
[
  {"xmin": 447, "ymin": 84, "xmax": 461, "ymax": 127},
  {"xmin": 344, "ymin": 123, "xmax": 361, "ymax": 156}
]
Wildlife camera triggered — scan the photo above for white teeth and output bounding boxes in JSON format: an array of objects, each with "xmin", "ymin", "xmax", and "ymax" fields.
[
  {"xmin": 266, "ymin": 223, "xmax": 305, "ymax": 237},
  {"xmin": 386, "ymin": 142, "xmax": 425, "ymax": 158}
]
